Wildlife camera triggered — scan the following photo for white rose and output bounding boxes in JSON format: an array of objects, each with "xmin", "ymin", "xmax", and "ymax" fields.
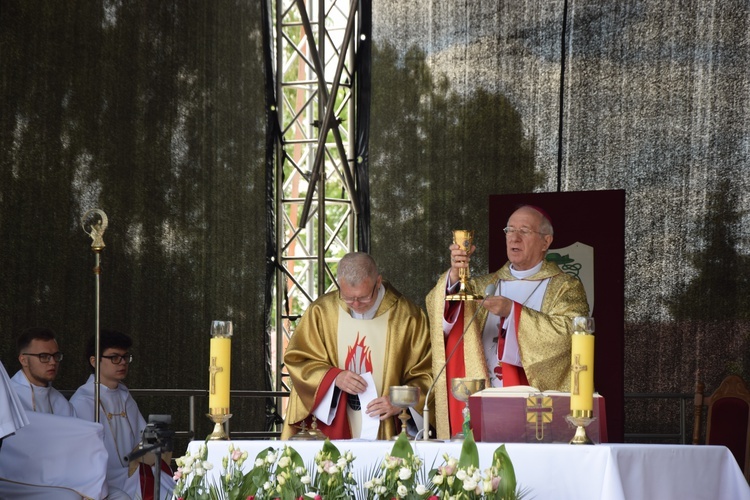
[
  {"xmin": 397, "ymin": 484, "xmax": 408, "ymax": 497},
  {"xmin": 416, "ymin": 484, "xmax": 428, "ymax": 495},
  {"xmin": 278, "ymin": 456, "xmax": 291, "ymax": 468},
  {"xmin": 463, "ymin": 477, "xmax": 477, "ymax": 491},
  {"xmin": 433, "ymin": 474, "xmax": 444, "ymax": 485},
  {"xmin": 398, "ymin": 467, "xmax": 412, "ymax": 481}
]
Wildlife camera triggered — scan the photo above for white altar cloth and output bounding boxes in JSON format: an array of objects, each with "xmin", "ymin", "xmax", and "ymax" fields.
[{"xmin": 188, "ymin": 440, "xmax": 750, "ymax": 500}]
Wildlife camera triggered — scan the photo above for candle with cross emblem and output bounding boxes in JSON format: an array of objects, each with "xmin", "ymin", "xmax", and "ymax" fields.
[
  {"xmin": 570, "ymin": 316, "xmax": 595, "ymax": 413},
  {"xmin": 567, "ymin": 316, "xmax": 595, "ymax": 444},
  {"xmin": 207, "ymin": 320, "xmax": 232, "ymax": 439}
]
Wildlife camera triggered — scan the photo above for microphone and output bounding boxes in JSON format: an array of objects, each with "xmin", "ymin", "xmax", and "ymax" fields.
[{"xmin": 421, "ymin": 282, "xmax": 497, "ymax": 440}]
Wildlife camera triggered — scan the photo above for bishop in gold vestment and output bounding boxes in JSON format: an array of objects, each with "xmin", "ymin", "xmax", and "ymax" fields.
[
  {"xmin": 426, "ymin": 206, "xmax": 589, "ymax": 439},
  {"xmin": 282, "ymin": 279, "xmax": 433, "ymax": 440}
]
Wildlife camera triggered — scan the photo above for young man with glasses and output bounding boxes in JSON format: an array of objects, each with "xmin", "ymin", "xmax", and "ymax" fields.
[
  {"xmin": 70, "ymin": 329, "xmax": 174, "ymax": 500},
  {"xmin": 10, "ymin": 327, "xmax": 76, "ymax": 416},
  {"xmin": 282, "ymin": 252, "xmax": 433, "ymax": 440},
  {"xmin": 426, "ymin": 205, "xmax": 590, "ymax": 439}
]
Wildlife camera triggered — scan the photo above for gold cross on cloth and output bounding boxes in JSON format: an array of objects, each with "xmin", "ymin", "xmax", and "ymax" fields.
[
  {"xmin": 571, "ymin": 354, "xmax": 588, "ymax": 395},
  {"xmin": 209, "ymin": 356, "xmax": 223, "ymax": 395},
  {"xmin": 526, "ymin": 395, "xmax": 553, "ymax": 441}
]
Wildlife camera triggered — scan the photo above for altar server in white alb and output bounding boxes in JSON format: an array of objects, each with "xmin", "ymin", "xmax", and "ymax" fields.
[
  {"xmin": 11, "ymin": 327, "xmax": 76, "ymax": 415},
  {"xmin": 71, "ymin": 329, "xmax": 175, "ymax": 500}
]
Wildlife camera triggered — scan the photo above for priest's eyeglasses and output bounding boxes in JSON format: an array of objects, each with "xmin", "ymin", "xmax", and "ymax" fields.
[
  {"xmin": 22, "ymin": 352, "xmax": 63, "ymax": 363},
  {"xmin": 503, "ymin": 227, "xmax": 546, "ymax": 237},
  {"xmin": 101, "ymin": 353, "xmax": 133, "ymax": 365},
  {"xmin": 340, "ymin": 282, "xmax": 378, "ymax": 305}
]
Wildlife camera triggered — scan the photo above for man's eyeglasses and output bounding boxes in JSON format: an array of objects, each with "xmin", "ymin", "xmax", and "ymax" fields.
[
  {"xmin": 503, "ymin": 227, "xmax": 546, "ymax": 237},
  {"xmin": 340, "ymin": 282, "xmax": 378, "ymax": 305},
  {"xmin": 101, "ymin": 353, "xmax": 133, "ymax": 365},
  {"xmin": 22, "ymin": 352, "xmax": 63, "ymax": 363}
]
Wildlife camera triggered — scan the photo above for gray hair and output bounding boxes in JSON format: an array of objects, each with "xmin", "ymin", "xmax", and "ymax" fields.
[
  {"xmin": 512, "ymin": 205, "xmax": 555, "ymax": 236},
  {"xmin": 337, "ymin": 252, "xmax": 379, "ymax": 286}
]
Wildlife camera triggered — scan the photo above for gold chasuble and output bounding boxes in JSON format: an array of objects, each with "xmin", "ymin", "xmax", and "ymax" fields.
[
  {"xmin": 282, "ymin": 282, "xmax": 433, "ymax": 440},
  {"xmin": 425, "ymin": 260, "xmax": 589, "ymax": 439}
]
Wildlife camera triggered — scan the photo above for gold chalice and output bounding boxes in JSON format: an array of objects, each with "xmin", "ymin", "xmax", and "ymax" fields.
[
  {"xmin": 446, "ymin": 230, "xmax": 482, "ymax": 301},
  {"xmin": 390, "ymin": 385, "xmax": 421, "ymax": 439},
  {"xmin": 450, "ymin": 377, "xmax": 486, "ymax": 440}
]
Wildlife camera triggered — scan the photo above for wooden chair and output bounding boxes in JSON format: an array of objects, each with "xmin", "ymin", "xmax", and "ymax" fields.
[{"xmin": 692, "ymin": 374, "xmax": 750, "ymax": 482}]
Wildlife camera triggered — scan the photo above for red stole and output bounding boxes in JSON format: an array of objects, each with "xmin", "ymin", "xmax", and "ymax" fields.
[
  {"xmin": 445, "ymin": 302, "xmax": 467, "ymax": 436},
  {"xmin": 300, "ymin": 367, "xmax": 353, "ymax": 439},
  {"xmin": 500, "ymin": 304, "xmax": 529, "ymax": 387},
  {"xmin": 138, "ymin": 460, "xmax": 173, "ymax": 500},
  {"xmin": 444, "ymin": 301, "xmax": 528, "ymax": 436}
]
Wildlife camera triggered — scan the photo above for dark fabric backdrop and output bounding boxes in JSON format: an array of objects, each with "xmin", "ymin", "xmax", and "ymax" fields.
[{"xmin": 0, "ymin": 1, "xmax": 270, "ymax": 448}]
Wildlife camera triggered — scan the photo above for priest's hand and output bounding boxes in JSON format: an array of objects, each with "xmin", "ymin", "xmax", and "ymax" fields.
[
  {"xmin": 335, "ymin": 370, "xmax": 367, "ymax": 394},
  {"xmin": 449, "ymin": 242, "xmax": 476, "ymax": 284},
  {"xmin": 365, "ymin": 395, "xmax": 400, "ymax": 420},
  {"xmin": 482, "ymin": 295, "xmax": 512, "ymax": 318}
]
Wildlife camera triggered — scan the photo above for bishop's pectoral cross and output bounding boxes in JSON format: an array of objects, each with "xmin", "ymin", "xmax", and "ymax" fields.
[
  {"xmin": 209, "ymin": 356, "xmax": 223, "ymax": 395},
  {"xmin": 571, "ymin": 354, "xmax": 588, "ymax": 395}
]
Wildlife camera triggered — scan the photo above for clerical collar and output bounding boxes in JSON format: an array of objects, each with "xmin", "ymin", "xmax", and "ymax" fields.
[
  {"xmin": 509, "ymin": 260, "xmax": 544, "ymax": 279},
  {"xmin": 351, "ymin": 284, "xmax": 385, "ymax": 320}
]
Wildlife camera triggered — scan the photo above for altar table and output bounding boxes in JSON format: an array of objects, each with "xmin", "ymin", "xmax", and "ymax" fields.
[{"xmin": 188, "ymin": 440, "xmax": 749, "ymax": 499}]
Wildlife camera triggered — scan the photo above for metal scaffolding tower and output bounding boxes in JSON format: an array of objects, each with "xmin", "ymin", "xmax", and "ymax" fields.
[{"xmin": 270, "ymin": 0, "xmax": 361, "ymax": 396}]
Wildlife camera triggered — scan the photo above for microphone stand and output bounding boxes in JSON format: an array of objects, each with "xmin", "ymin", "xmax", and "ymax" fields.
[{"xmin": 422, "ymin": 282, "xmax": 497, "ymax": 441}]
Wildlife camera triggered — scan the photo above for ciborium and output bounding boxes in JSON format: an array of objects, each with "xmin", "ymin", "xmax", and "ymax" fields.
[
  {"xmin": 390, "ymin": 385, "xmax": 421, "ymax": 439},
  {"xmin": 446, "ymin": 230, "xmax": 482, "ymax": 301},
  {"xmin": 450, "ymin": 377, "xmax": 485, "ymax": 440}
]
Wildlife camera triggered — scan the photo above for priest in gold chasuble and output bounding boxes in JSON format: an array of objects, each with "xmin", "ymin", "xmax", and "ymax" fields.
[
  {"xmin": 426, "ymin": 206, "xmax": 589, "ymax": 440},
  {"xmin": 282, "ymin": 253, "xmax": 433, "ymax": 440}
]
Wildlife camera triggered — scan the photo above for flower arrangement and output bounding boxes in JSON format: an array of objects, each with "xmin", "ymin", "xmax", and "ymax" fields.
[
  {"xmin": 310, "ymin": 439, "xmax": 357, "ymax": 499},
  {"xmin": 429, "ymin": 431, "xmax": 525, "ymax": 499},
  {"xmin": 173, "ymin": 442, "xmax": 215, "ymax": 499},
  {"xmin": 173, "ymin": 442, "xmax": 313, "ymax": 500},
  {"xmin": 363, "ymin": 433, "xmax": 433, "ymax": 499},
  {"xmin": 172, "ymin": 434, "xmax": 526, "ymax": 500}
]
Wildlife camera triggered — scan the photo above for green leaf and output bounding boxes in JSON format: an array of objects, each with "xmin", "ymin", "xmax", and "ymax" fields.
[
  {"xmin": 322, "ymin": 438, "xmax": 341, "ymax": 461},
  {"xmin": 285, "ymin": 445, "xmax": 306, "ymax": 469},
  {"xmin": 390, "ymin": 431, "xmax": 414, "ymax": 459},
  {"xmin": 493, "ymin": 444, "xmax": 517, "ymax": 498},
  {"xmin": 458, "ymin": 429, "xmax": 480, "ymax": 468}
]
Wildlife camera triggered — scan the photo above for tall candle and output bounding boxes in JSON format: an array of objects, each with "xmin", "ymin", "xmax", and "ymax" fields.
[
  {"xmin": 570, "ymin": 317, "xmax": 595, "ymax": 415},
  {"xmin": 208, "ymin": 321, "xmax": 232, "ymax": 414}
]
